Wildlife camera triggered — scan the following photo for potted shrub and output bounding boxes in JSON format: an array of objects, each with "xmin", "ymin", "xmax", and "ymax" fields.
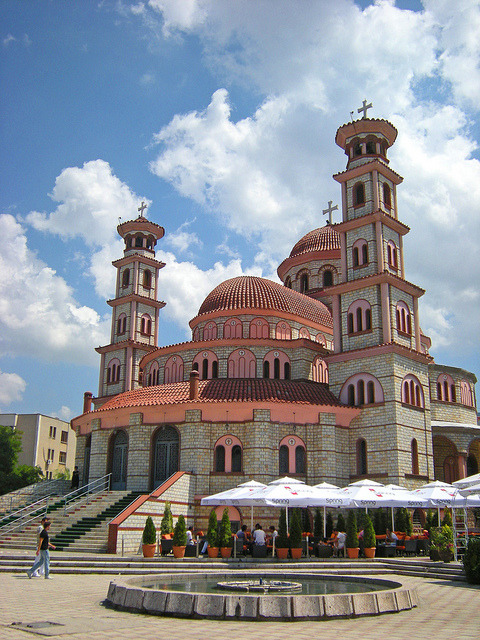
[
  {"xmin": 161, "ymin": 501, "xmax": 174, "ymax": 536},
  {"xmin": 206, "ymin": 509, "xmax": 219, "ymax": 558},
  {"xmin": 142, "ymin": 516, "xmax": 157, "ymax": 558},
  {"xmin": 362, "ymin": 513, "xmax": 376, "ymax": 558},
  {"xmin": 289, "ymin": 509, "xmax": 303, "ymax": 560},
  {"xmin": 219, "ymin": 508, "xmax": 233, "ymax": 558},
  {"xmin": 325, "ymin": 511, "xmax": 334, "ymax": 539},
  {"xmin": 276, "ymin": 509, "xmax": 289, "ymax": 559},
  {"xmin": 172, "ymin": 514, "xmax": 187, "ymax": 558},
  {"xmin": 346, "ymin": 510, "xmax": 359, "ymax": 558},
  {"xmin": 430, "ymin": 524, "xmax": 454, "ymax": 562},
  {"xmin": 313, "ymin": 508, "xmax": 324, "ymax": 542},
  {"xmin": 336, "ymin": 512, "xmax": 346, "ymax": 533}
]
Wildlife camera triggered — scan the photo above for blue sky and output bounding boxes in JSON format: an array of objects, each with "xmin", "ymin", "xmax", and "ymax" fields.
[{"xmin": 1, "ymin": 0, "xmax": 479, "ymax": 420}]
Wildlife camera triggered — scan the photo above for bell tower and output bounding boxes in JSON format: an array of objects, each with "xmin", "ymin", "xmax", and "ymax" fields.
[
  {"xmin": 325, "ymin": 107, "xmax": 434, "ymax": 485},
  {"xmin": 94, "ymin": 204, "xmax": 166, "ymax": 408}
]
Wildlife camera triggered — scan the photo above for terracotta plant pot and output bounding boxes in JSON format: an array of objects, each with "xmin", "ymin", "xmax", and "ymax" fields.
[
  {"xmin": 364, "ymin": 547, "xmax": 376, "ymax": 559},
  {"xmin": 207, "ymin": 546, "xmax": 219, "ymax": 558},
  {"xmin": 346, "ymin": 547, "xmax": 360, "ymax": 559},
  {"xmin": 439, "ymin": 549, "xmax": 454, "ymax": 563},
  {"xmin": 276, "ymin": 547, "xmax": 289, "ymax": 559},
  {"xmin": 290, "ymin": 547, "xmax": 302, "ymax": 560},
  {"xmin": 172, "ymin": 545, "xmax": 186, "ymax": 559},
  {"xmin": 220, "ymin": 547, "xmax": 232, "ymax": 558},
  {"xmin": 142, "ymin": 543, "xmax": 156, "ymax": 558}
]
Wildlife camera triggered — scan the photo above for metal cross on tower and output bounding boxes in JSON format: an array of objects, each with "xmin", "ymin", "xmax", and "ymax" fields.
[
  {"xmin": 357, "ymin": 99, "xmax": 373, "ymax": 119},
  {"xmin": 322, "ymin": 200, "xmax": 338, "ymax": 224},
  {"xmin": 138, "ymin": 201, "xmax": 147, "ymax": 217}
]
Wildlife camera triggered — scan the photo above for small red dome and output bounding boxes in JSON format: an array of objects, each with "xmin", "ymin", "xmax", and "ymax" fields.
[
  {"xmin": 289, "ymin": 224, "xmax": 340, "ymax": 258},
  {"xmin": 196, "ymin": 276, "xmax": 332, "ymax": 327}
]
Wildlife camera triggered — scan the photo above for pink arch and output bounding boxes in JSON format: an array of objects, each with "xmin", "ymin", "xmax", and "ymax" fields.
[
  {"xmin": 279, "ymin": 435, "xmax": 306, "ymax": 474},
  {"xmin": 164, "ymin": 355, "xmax": 184, "ymax": 383},
  {"xmin": 249, "ymin": 317, "xmax": 269, "ymax": 339},
  {"xmin": 228, "ymin": 349, "xmax": 256, "ymax": 378},
  {"xmin": 203, "ymin": 321, "xmax": 218, "ymax": 341},
  {"xmin": 215, "ymin": 435, "xmax": 243, "ymax": 473},
  {"xmin": 276, "ymin": 321, "xmax": 291, "ymax": 340},
  {"xmin": 224, "ymin": 317, "xmax": 242, "ymax": 339}
]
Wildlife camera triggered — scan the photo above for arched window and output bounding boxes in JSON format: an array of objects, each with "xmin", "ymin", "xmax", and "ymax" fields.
[
  {"xmin": 164, "ymin": 355, "xmax": 184, "ymax": 383},
  {"xmin": 353, "ymin": 182, "xmax": 365, "ymax": 206},
  {"xmin": 126, "ymin": 236, "xmax": 132, "ymax": 249},
  {"xmin": 460, "ymin": 380, "xmax": 474, "ymax": 406},
  {"xmin": 352, "ymin": 239, "xmax": 368, "ymax": 267},
  {"xmin": 279, "ymin": 436, "xmax": 306, "ymax": 475},
  {"xmin": 411, "ymin": 439, "xmax": 419, "ymax": 475},
  {"xmin": 140, "ymin": 314, "xmax": 152, "ymax": 336},
  {"xmin": 117, "ymin": 313, "xmax": 127, "ymax": 335},
  {"xmin": 300, "ymin": 273, "xmax": 309, "ymax": 293},
  {"xmin": 223, "ymin": 318, "xmax": 242, "ymax": 339},
  {"xmin": 347, "ymin": 300, "xmax": 372, "ymax": 334},
  {"xmin": 356, "ymin": 439, "xmax": 368, "ymax": 475},
  {"xmin": 107, "ymin": 358, "xmax": 121, "ymax": 384},
  {"xmin": 387, "ymin": 241, "xmax": 399, "ymax": 270},
  {"xmin": 340, "ymin": 373, "xmax": 384, "ymax": 406},
  {"xmin": 402, "ymin": 374, "xmax": 424, "ymax": 408},
  {"xmin": 263, "ymin": 350, "xmax": 291, "ymax": 380},
  {"xmin": 312, "ymin": 356, "xmax": 328, "ymax": 383},
  {"xmin": 285, "ymin": 276, "xmax": 292, "ymax": 289},
  {"xmin": 146, "ymin": 362, "xmax": 159, "ymax": 386},
  {"xmin": 135, "ymin": 235, "xmax": 143, "ymax": 248},
  {"xmin": 323, "ymin": 270, "xmax": 333, "ymax": 287},
  {"xmin": 284, "ymin": 362, "xmax": 291, "ymax": 380},
  {"xmin": 249, "ymin": 317, "xmax": 269, "ymax": 339},
  {"xmin": 354, "ymin": 142, "xmax": 362, "ymax": 157},
  {"xmin": 143, "ymin": 269, "xmax": 152, "ymax": 289},
  {"xmin": 203, "ymin": 322, "xmax": 218, "ymax": 340},
  {"xmin": 192, "ymin": 326, "xmax": 200, "ymax": 341},
  {"xmin": 214, "ymin": 436, "xmax": 243, "ymax": 473},
  {"xmin": 436, "ymin": 373, "xmax": 455, "ymax": 402},
  {"xmin": 299, "ymin": 327, "xmax": 311, "ymax": 340},
  {"xmin": 383, "ymin": 183, "xmax": 392, "ymax": 210},
  {"xmin": 366, "ymin": 140, "xmax": 375, "ymax": 155},
  {"xmin": 275, "ymin": 321, "xmax": 291, "ymax": 340},
  {"xmin": 122, "ymin": 269, "xmax": 130, "ymax": 288},
  {"xmin": 396, "ymin": 301, "xmax": 412, "ymax": 335},
  {"xmin": 227, "ymin": 349, "xmax": 256, "ymax": 378},
  {"xmin": 146, "ymin": 237, "xmax": 154, "ymax": 250},
  {"xmin": 192, "ymin": 350, "xmax": 218, "ymax": 380},
  {"xmin": 444, "ymin": 456, "xmax": 456, "ymax": 484}
]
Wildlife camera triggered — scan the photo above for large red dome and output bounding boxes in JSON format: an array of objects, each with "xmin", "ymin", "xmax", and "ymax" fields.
[
  {"xmin": 289, "ymin": 224, "xmax": 340, "ymax": 258},
  {"xmin": 195, "ymin": 276, "xmax": 332, "ymax": 327}
]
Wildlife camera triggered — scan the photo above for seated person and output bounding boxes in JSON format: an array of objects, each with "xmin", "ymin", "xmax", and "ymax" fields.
[
  {"xmin": 332, "ymin": 529, "xmax": 346, "ymax": 556},
  {"xmin": 236, "ymin": 524, "xmax": 248, "ymax": 540},
  {"xmin": 385, "ymin": 528, "xmax": 398, "ymax": 545},
  {"xmin": 252, "ymin": 523, "xmax": 266, "ymax": 547},
  {"xmin": 186, "ymin": 526, "xmax": 195, "ymax": 545}
]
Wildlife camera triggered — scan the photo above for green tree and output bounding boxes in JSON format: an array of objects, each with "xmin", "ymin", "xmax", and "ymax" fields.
[
  {"xmin": 442, "ymin": 508, "xmax": 453, "ymax": 527},
  {"xmin": 142, "ymin": 516, "xmax": 156, "ymax": 545},
  {"xmin": 289, "ymin": 509, "xmax": 303, "ymax": 548},
  {"xmin": 362, "ymin": 513, "xmax": 376, "ymax": 549},
  {"xmin": 0, "ymin": 426, "xmax": 43, "ymax": 495},
  {"xmin": 207, "ymin": 509, "xmax": 218, "ymax": 547},
  {"xmin": 160, "ymin": 501, "xmax": 174, "ymax": 535},
  {"xmin": 336, "ymin": 512, "xmax": 346, "ymax": 532},
  {"xmin": 219, "ymin": 508, "xmax": 232, "ymax": 548},
  {"xmin": 463, "ymin": 537, "xmax": 480, "ymax": 584},
  {"xmin": 277, "ymin": 509, "xmax": 288, "ymax": 548},
  {"xmin": 173, "ymin": 514, "xmax": 187, "ymax": 546},
  {"xmin": 346, "ymin": 510, "xmax": 359, "ymax": 549},
  {"xmin": 313, "ymin": 508, "xmax": 324, "ymax": 539},
  {"xmin": 326, "ymin": 511, "xmax": 334, "ymax": 538}
]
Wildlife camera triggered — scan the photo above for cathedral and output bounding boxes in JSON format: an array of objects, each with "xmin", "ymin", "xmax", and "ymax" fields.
[{"xmin": 71, "ymin": 114, "xmax": 478, "ymax": 532}]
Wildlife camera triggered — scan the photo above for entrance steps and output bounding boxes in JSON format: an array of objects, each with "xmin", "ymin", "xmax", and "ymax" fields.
[{"xmin": 0, "ymin": 552, "xmax": 465, "ymax": 582}]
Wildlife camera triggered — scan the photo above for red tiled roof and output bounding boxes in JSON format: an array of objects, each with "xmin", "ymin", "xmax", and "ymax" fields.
[
  {"xmin": 289, "ymin": 224, "xmax": 340, "ymax": 257},
  {"xmin": 197, "ymin": 276, "xmax": 333, "ymax": 327},
  {"xmin": 95, "ymin": 378, "xmax": 343, "ymax": 412}
]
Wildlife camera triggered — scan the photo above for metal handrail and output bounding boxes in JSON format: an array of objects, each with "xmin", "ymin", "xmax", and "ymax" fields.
[
  {"xmin": 0, "ymin": 478, "xmax": 67, "ymax": 517},
  {"xmin": 62, "ymin": 473, "xmax": 112, "ymax": 515},
  {"xmin": 0, "ymin": 496, "xmax": 51, "ymax": 537}
]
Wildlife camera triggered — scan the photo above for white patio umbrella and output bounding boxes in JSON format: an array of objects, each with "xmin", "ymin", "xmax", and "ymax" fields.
[
  {"xmin": 312, "ymin": 482, "xmax": 340, "ymax": 538},
  {"xmin": 453, "ymin": 473, "xmax": 480, "ymax": 490},
  {"xmin": 410, "ymin": 480, "xmax": 480, "ymax": 522},
  {"xmin": 200, "ymin": 479, "xmax": 266, "ymax": 531},
  {"xmin": 383, "ymin": 483, "xmax": 428, "ymax": 530},
  {"xmin": 458, "ymin": 481, "xmax": 480, "ymax": 497}
]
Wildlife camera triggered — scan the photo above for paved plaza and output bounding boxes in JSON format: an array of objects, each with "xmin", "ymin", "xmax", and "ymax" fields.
[{"xmin": 0, "ymin": 565, "xmax": 479, "ymax": 640}]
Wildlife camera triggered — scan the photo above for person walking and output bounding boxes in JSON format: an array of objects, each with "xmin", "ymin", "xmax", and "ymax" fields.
[
  {"xmin": 32, "ymin": 517, "xmax": 49, "ymax": 577},
  {"xmin": 27, "ymin": 521, "xmax": 55, "ymax": 579}
]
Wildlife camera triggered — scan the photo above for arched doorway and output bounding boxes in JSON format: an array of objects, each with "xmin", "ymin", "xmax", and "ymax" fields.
[
  {"xmin": 152, "ymin": 426, "xmax": 179, "ymax": 488},
  {"xmin": 111, "ymin": 431, "xmax": 128, "ymax": 490}
]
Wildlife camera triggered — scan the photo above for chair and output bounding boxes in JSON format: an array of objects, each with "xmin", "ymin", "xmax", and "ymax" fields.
[
  {"xmin": 160, "ymin": 539, "xmax": 173, "ymax": 556},
  {"xmin": 234, "ymin": 538, "xmax": 245, "ymax": 556},
  {"xmin": 252, "ymin": 544, "xmax": 268, "ymax": 558},
  {"xmin": 184, "ymin": 544, "xmax": 198, "ymax": 557},
  {"xmin": 404, "ymin": 539, "xmax": 418, "ymax": 556}
]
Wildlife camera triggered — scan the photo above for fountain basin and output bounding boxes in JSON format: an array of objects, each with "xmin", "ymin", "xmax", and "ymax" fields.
[{"xmin": 106, "ymin": 571, "xmax": 418, "ymax": 620}]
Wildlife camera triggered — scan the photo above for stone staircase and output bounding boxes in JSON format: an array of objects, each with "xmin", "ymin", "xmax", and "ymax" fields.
[{"xmin": 0, "ymin": 491, "xmax": 140, "ymax": 554}]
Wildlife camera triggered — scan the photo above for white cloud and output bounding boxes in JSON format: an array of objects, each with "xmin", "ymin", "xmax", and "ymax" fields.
[
  {"xmin": 0, "ymin": 214, "xmax": 110, "ymax": 366},
  {"xmin": 166, "ymin": 219, "xmax": 203, "ymax": 255},
  {"xmin": 147, "ymin": 0, "xmax": 207, "ymax": 35},
  {"xmin": 0, "ymin": 370, "xmax": 26, "ymax": 405},
  {"xmin": 140, "ymin": 71, "xmax": 155, "ymax": 85},
  {"xmin": 51, "ymin": 406, "xmax": 73, "ymax": 421},
  {"xmin": 3, "ymin": 34, "xmax": 16, "ymax": 47}
]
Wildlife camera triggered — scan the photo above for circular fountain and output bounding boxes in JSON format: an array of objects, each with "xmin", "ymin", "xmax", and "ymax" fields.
[{"xmin": 106, "ymin": 571, "xmax": 418, "ymax": 620}]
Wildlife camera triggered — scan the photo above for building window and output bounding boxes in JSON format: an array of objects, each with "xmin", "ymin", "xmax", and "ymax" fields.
[
  {"xmin": 402, "ymin": 374, "xmax": 424, "ymax": 408},
  {"xmin": 214, "ymin": 436, "xmax": 243, "ymax": 473},
  {"xmin": 61, "ymin": 431, "xmax": 68, "ymax": 444},
  {"xmin": 279, "ymin": 435, "xmax": 306, "ymax": 475},
  {"xmin": 135, "ymin": 235, "xmax": 143, "ymax": 248},
  {"xmin": 356, "ymin": 439, "xmax": 368, "ymax": 475},
  {"xmin": 340, "ymin": 373, "xmax": 384, "ymax": 406},
  {"xmin": 59, "ymin": 451, "xmax": 67, "ymax": 465},
  {"xmin": 312, "ymin": 356, "xmax": 328, "ymax": 383},
  {"xmin": 249, "ymin": 317, "xmax": 269, "ymax": 339},
  {"xmin": 117, "ymin": 313, "xmax": 127, "ymax": 336},
  {"xmin": 107, "ymin": 358, "xmax": 121, "ymax": 384},
  {"xmin": 147, "ymin": 362, "xmax": 160, "ymax": 386},
  {"xmin": 121, "ymin": 269, "xmax": 130, "ymax": 288},
  {"xmin": 436, "ymin": 374, "xmax": 456, "ymax": 402},
  {"xmin": 300, "ymin": 273, "xmax": 309, "ymax": 293},
  {"xmin": 203, "ymin": 322, "xmax": 218, "ymax": 340},
  {"xmin": 275, "ymin": 322, "xmax": 291, "ymax": 340},
  {"xmin": 387, "ymin": 240, "xmax": 399, "ymax": 270},
  {"xmin": 285, "ymin": 276, "xmax": 292, "ymax": 289},
  {"xmin": 224, "ymin": 318, "xmax": 242, "ymax": 339},
  {"xmin": 353, "ymin": 182, "xmax": 365, "ymax": 206},
  {"xmin": 347, "ymin": 300, "xmax": 372, "ymax": 334},
  {"xmin": 323, "ymin": 270, "xmax": 333, "ymax": 287},
  {"xmin": 411, "ymin": 439, "xmax": 419, "ymax": 475},
  {"xmin": 49, "ymin": 426, "xmax": 57, "ymax": 439},
  {"xmin": 263, "ymin": 350, "xmax": 291, "ymax": 380},
  {"xmin": 140, "ymin": 314, "xmax": 152, "ymax": 336},
  {"xmin": 352, "ymin": 239, "xmax": 368, "ymax": 267},
  {"xmin": 460, "ymin": 380, "xmax": 474, "ymax": 406},
  {"xmin": 143, "ymin": 269, "xmax": 152, "ymax": 289},
  {"xmin": 193, "ymin": 350, "xmax": 218, "ymax": 380},
  {"xmin": 227, "ymin": 349, "xmax": 256, "ymax": 378},
  {"xmin": 383, "ymin": 183, "xmax": 392, "ymax": 210},
  {"xmin": 396, "ymin": 301, "xmax": 412, "ymax": 335}
]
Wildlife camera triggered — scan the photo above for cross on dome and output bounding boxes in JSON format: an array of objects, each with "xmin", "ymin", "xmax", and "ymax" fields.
[
  {"xmin": 322, "ymin": 200, "xmax": 338, "ymax": 224},
  {"xmin": 138, "ymin": 201, "xmax": 147, "ymax": 217},
  {"xmin": 357, "ymin": 99, "xmax": 373, "ymax": 119}
]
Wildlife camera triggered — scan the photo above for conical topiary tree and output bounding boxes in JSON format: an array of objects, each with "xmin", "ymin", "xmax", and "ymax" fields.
[
  {"xmin": 404, "ymin": 508, "xmax": 413, "ymax": 536},
  {"xmin": 219, "ymin": 508, "xmax": 232, "ymax": 548},
  {"xmin": 345, "ymin": 510, "xmax": 358, "ymax": 549},
  {"xmin": 337, "ymin": 512, "xmax": 346, "ymax": 533},
  {"xmin": 362, "ymin": 513, "xmax": 376, "ymax": 549},
  {"xmin": 289, "ymin": 509, "xmax": 303, "ymax": 549},
  {"xmin": 314, "ymin": 508, "xmax": 324, "ymax": 539},
  {"xmin": 173, "ymin": 514, "xmax": 187, "ymax": 547},
  {"xmin": 442, "ymin": 507, "xmax": 453, "ymax": 527},
  {"xmin": 206, "ymin": 509, "xmax": 218, "ymax": 548},
  {"xmin": 142, "ymin": 516, "xmax": 156, "ymax": 545},
  {"xmin": 326, "ymin": 511, "xmax": 334, "ymax": 539},
  {"xmin": 277, "ymin": 509, "xmax": 288, "ymax": 548},
  {"xmin": 160, "ymin": 501, "xmax": 174, "ymax": 535}
]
